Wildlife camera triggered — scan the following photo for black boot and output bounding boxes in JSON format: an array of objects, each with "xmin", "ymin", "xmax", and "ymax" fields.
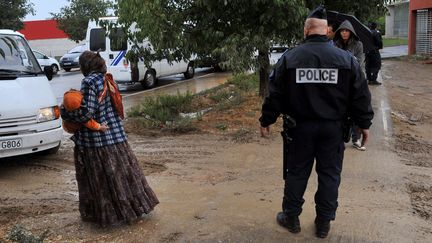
[
  {"xmin": 276, "ymin": 212, "xmax": 301, "ymax": 233},
  {"xmin": 368, "ymin": 80, "xmax": 382, "ymax": 85},
  {"xmin": 314, "ymin": 217, "xmax": 331, "ymax": 238}
]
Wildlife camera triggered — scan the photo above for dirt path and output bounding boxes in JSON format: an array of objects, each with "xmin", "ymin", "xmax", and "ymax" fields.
[{"xmin": 0, "ymin": 60, "xmax": 432, "ymax": 242}]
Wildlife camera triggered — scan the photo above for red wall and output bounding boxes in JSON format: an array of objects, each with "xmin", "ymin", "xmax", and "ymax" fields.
[
  {"xmin": 408, "ymin": 0, "xmax": 432, "ymax": 54},
  {"xmin": 410, "ymin": 0, "xmax": 432, "ymax": 11},
  {"xmin": 19, "ymin": 20, "xmax": 68, "ymax": 40}
]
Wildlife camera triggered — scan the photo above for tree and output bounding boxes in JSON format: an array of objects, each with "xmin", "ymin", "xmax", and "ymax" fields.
[
  {"xmin": 116, "ymin": 0, "xmax": 390, "ymax": 97},
  {"xmin": 117, "ymin": 0, "xmax": 308, "ymax": 97},
  {"xmin": 0, "ymin": 0, "xmax": 34, "ymax": 30},
  {"xmin": 305, "ymin": 0, "xmax": 388, "ymax": 23},
  {"xmin": 51, "ymin": 0, "xmax": 114, "ymax": 43}
]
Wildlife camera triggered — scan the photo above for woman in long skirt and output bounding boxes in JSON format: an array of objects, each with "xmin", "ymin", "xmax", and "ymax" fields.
[{"xmin": 61, "ymin": 51, "xmax": 159, "ymax": 227}]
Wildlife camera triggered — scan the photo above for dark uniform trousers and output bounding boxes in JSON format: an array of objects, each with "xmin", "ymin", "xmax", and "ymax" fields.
[
  {"xmin": 366, "ymin": 50, "xmax": 381, "ymax": 82},
  {"xmin": 282, "ymin": 120, "xmax": 344, "ymax": 221}
]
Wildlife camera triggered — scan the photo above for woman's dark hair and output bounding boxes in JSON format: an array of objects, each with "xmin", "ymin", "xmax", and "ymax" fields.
[{"xmin": 79, "ymin": 51, "xmax": 107, "ymax": 76}]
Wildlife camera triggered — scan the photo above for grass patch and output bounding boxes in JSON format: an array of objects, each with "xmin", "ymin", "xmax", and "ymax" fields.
[
  {"xmin": 126, "ymin": 72, "xmax": 260, "ymax": 134},
  {"xmin": 230, "ymin": 128, "xmax": 254, "ymax": 143},
  {"xmin": 226, "ymin": 73, "xmax": 259, "ymax": 92},
  {"xmin": 216, "ymin": 123, "xmax": 228, "ymax": 131},
  {"xmin": 390, "ymin": 54, "xmax": 432, "ymax": 62},
  {"xmin": 208, "ymin": 89, "xmax": 232, "ymax": 102},
  {"xmin": 214, "ymin": 93, "xmax": 245, "ymax": 111},
  {"xmin": 127, "ymin": 92, "xmax": 194, "ymax": 126},
  {"xmin": 7, "ymin": 224, "xmax": 48, "ymax": 243},
  {"xmin": 383, "ymin": 38, "xmax": 408, "ymax": 47}
]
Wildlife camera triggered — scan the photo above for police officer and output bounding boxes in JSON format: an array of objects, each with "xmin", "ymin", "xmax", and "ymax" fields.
[
  {"xmin": 366, "ymin": 22, "xmax": 383, "ymax": 85},
  {"xmin": 259, "ymin": 6, "xmax": 374, "ymax": 238}
]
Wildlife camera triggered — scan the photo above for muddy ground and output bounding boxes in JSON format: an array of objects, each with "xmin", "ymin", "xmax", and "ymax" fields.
[
  {"xmin": 0, "ymin": 59, "xmax": 432, "ymax": 242},
  {"xmin": 382, "ymin": 59, "xmax": 432, "ymax": 221}
]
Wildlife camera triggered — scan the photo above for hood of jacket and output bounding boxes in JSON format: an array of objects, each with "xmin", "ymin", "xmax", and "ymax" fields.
[{"xmin": 334, "ymin": 20, "xmax": 359, "ymax": 41}]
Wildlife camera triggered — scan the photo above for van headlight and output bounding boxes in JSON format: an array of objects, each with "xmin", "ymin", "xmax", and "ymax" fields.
[
  {"xmin": 37, "ymin": 106, "xmax": 60, "ymax": 122},
  {"xmin": 74, "ymin": 56, "xmax": 79, "ymax": 62}
]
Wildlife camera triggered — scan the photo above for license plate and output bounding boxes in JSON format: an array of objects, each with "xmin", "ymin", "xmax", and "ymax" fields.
[
  {"xmin": 0, "ymin": 139, "xmax": 23, "ymax": 150},
  {"xmin": 63, "ymin": 62, "xmax": 71, "ymax": 65}
]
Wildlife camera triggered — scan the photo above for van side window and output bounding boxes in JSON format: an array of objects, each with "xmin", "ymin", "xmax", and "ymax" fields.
[
  {"xmin": 109, "ymin": 28, "xmax": 127, "ymax": 51},
  {"xmin": 90, "ymin": 28, "xmax": 106, "ymax": 52}
]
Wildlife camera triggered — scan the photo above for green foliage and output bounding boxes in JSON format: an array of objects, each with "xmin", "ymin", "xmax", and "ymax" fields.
[
  {"xmin": 383, "ymin": 38, "xmax": 408, "ymax": 47},
  {"xmin": 214, "ymin": 93, "xmax": 245, "ymax": 111},
  {"xmin": 51, "ymin": 0, "xmax": 114, "ymax": 42},
  {"xmin": 216, "ymin": 123, "xmax": 228, "ymax": 131},
  {"xmin": 208, "ymin": 89, "xmax": 232, "ymax": 102},
  {"xmin": 0, "ymin": 0, "xmax": 34, "ymax": 30},
  {"xmin": 117, "ymin": 0, "xmax": 307, "ymax": 71},
  {"xmin": 305, "ymin": 0, "xmax": 388, "ymax": 23},
  {"xmin": 7, "ymin": 224, "xmax": 48, "ymax": 243},
  {"xmin": 127, "ymin": 92, "xmax": 194, "ymax": 125},
  {"xmin": 227, "ymin": 73, "xmax": 260, "ymax": 92},
  {"xmin": 231, "ymin": 127, "xmax": 254, "ymax": 143},
  {"xmin": 127, "ymin": 73, "xmax": 259, "ymax": 132}
]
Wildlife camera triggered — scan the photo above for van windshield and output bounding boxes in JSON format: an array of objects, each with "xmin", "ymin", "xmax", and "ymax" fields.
[{"xmin": 0, "ymin": 34, "xmax": 42, "ymax": 74}]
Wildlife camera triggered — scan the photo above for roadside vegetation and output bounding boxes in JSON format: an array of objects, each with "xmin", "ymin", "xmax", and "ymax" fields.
[
  {"xmin": 383, "ymin": 38, "xmax": 408, "ymax": 47},
  {"xmin": 126, "ymin": 73, "xmax": 260, "ymax": 139},
  {"xmin": 391, "ymin": 54, "xmax": 432, "ymax": 63}
]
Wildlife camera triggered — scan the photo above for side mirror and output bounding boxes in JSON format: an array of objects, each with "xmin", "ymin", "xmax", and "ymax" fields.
[
  {"xmin": 44, "ymin": 66, "xmax": 54, "ymax": 81},
  {"xmin": 44, "ymin": 55, "xmax": 49, "ymax": 59}
]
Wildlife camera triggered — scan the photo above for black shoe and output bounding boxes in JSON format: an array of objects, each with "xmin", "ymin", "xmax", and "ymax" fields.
[
  {"xmin": 314, "ymin": 218, "xmax": 331, "ymax": 238},
  {"xmin": 276, "ymin": 212, "xmax": 301, "ymax": 233},
  {"xmin": 368, "ymin": 80, "xmax": 382, "ymax": 85}
]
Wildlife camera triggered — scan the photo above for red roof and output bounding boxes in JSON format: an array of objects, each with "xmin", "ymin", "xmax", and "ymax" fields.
[{"xmin": 19, "ymin": 20, "xmax": 69, "ymax": 40}]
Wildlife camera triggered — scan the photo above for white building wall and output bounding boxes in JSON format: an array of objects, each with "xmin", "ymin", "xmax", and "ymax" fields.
[
  {"xmin": 27, "ymin": 38, "xmax": 86, "ymax": 60},
  {"xmin": 386, "ymin": 6, "xmax": 395, "ymax": 37},
  {"xmin": 385, "ymin": 1, "xmax": 409, "ymax": 38}
]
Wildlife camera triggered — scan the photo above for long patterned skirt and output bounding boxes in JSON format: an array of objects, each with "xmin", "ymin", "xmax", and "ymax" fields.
[{"xmin": 74, "ymin": 141, "xmax": 159, "ymax": 227}]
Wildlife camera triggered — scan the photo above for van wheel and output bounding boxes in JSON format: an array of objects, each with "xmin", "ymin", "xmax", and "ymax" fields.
[
  {"xmin": 51, "ymin": 64, "xmax": 59, "ymax": 74},
  {"xmin": 183, "ymin": 62, "xmax": 195, "ymax": 79},
  {"xmin": 64, "ymin": 68, "xmax": 71, "ymax": 72},
  {"xmin": 141, "ymin": 70, "xmax": 157, "ymax": 89}
]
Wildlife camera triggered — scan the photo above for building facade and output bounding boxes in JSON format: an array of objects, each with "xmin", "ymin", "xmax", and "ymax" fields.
[
  {"xmin": 386, "ymin": 0, "xmax": 410, "ymax": 38},
  {"xmin": 409, "ymin": 0, "xmax": 432, "ymax": 55},
  {"xmin": 19, "ymin": 20, "xmax": 85, "ymax": 59}
]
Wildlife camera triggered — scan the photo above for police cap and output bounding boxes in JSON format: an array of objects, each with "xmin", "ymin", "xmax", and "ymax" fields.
[{"xmin": 307, "ymin": 5, "xmax": 327, "ymax": 20}]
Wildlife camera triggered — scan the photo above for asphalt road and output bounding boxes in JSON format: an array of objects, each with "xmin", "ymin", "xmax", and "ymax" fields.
[
  {"xmin": 48, "ymin": 52, "xmax": 284, "ymax": 107},
  {"xmin": 48, "ymin": 67, "xmax": 216, "ymax": 105}
]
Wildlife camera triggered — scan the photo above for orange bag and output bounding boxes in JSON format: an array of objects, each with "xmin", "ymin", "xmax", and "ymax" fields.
[{"xmin": 99, "ymin": 73, "xmax": 124, "ymax": 119}]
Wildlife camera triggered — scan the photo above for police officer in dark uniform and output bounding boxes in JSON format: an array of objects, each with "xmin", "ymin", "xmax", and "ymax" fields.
[
  {"xmin": 259, "ymin": 6, "xmax": 374, "ymax": 238},
  {"xmin": 366, "ymin": 22, "xmax": 383, "ymax": 85}
]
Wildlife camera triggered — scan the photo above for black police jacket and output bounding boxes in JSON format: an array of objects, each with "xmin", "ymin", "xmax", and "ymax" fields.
[{"xmin": 260, "ymin": 35, "xmax": 374, "ymax": 129}]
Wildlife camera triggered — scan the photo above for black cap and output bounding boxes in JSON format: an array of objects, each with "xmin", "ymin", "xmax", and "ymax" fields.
[
  {"xmin": 307, "ymin": 5, "xmax": 327, "ymax": 20},
  {"xmin": 369, "ymin": 22, "xmax": 377, "ymax": 29}
]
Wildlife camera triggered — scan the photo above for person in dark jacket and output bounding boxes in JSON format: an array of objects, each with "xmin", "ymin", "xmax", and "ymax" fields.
[
  {"xmin": 334, "ymin": 20, "xmax": 368, "ymax": 150},
  {"xmin": 334, "ymin": 20, "xmax": 365, "ymax": 73},
  {"xmin": 259, "ymin": 6, "xmax": 374, "ymax": 238},
  {"xmin": 366, "ymin": 22, "xmax": 383, "ymax": 85},
  {"xmin": 327, "ymin": 22, "xmax": 336, "ymax": 45}
]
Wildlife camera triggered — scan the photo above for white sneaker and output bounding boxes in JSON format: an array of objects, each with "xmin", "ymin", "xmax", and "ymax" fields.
[{"xmin": 352, "ymin": 140, "xmax": 366, "ymax": 151}]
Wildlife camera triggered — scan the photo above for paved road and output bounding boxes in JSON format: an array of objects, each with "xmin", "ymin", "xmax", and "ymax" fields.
[
  {"xmin": 381, "ymin": 45, "xmax": 408, "ymax": 59},
  {"xmin": 49, "ymin": 67, "xmax": 215, "ymax": 105}
]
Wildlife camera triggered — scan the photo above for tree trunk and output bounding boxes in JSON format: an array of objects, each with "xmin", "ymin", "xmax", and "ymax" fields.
[{"xmin": 258, "ymin": 49, "xmax": 270, "ymax": 98}]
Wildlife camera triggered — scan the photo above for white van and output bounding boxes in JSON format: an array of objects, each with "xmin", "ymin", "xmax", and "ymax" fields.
[
  {"xmin": 86, "ymin": 17, "xmax": 195, "ymax": 89},
  {"xmin": 0, "ymin": 29, "xmax": 62, "ymax": 158}
]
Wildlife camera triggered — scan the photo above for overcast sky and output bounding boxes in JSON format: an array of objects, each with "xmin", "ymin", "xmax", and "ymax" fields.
[{"xmin": 25, "ymin": 0, "xmax": 69, "ymax": 21}]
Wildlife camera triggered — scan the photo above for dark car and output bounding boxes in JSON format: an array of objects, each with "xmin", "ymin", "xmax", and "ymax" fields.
[{"xmin": 59, "ymin": 44, "xmax": 86, "ymax": 72}]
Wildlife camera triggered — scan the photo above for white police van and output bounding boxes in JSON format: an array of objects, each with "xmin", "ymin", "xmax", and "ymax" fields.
[
  {"xmin": 86, "ymin": 17, "xmax": 195, "ymax": 89},
  {"xmin": 0, "ymin": 29, "xmax": 62, "ymax": 158}
]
